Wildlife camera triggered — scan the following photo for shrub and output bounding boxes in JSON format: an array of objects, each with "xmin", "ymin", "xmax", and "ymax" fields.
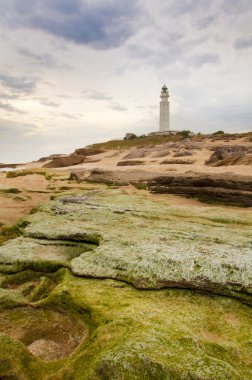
[{"xmin": 213, "ymin": 130, "xmax": 224, "ymax": 136}]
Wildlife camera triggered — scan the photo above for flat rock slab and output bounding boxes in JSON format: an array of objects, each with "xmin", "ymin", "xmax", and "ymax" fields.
[{"xmin": 0, "ymin": 189, "xmax": 251, "ymax": 303}]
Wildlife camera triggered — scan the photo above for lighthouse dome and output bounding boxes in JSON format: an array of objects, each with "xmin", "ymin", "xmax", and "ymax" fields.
[{"xmin": 162, "ymin": 85, "xmax": 168, "ymax": 93}]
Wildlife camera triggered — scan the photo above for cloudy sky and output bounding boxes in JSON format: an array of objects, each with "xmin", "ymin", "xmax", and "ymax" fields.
[{"xmin": 0, "ymin": 0, "xmax": 252, "ymax": 163}]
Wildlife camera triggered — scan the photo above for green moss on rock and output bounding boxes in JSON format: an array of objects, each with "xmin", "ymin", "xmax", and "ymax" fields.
[{"xmin": 0, "ymin": 269, "xmax": 251, "ymax": 379}]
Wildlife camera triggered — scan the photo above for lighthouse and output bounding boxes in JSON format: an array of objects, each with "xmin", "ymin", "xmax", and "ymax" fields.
[{"xmin": 159, "ymin": 85, "xmax": 170, "ymax": 132}]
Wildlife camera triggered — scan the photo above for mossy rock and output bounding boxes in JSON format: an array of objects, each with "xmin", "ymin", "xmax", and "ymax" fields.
[
  {"xmin": 0, "ymin": 189, "xmax": 251, "ymax": 379},
  {"xmin": 0, "ymin": 189, "xmax": 251, "ymax": 303},
  {"xmin": 0, "ymin": 270, "xmax": 251, "ymax": 379}
]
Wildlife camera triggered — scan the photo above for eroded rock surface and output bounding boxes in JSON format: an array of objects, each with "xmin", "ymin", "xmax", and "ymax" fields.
[
  {"xmin": 206, "ymin": 146, "xmax": 252, "ymax": 166},
  {"xmin": 0, "ymin": 189, "xmax": 251, "ymax": 379},
  {"xmin": 43, "ymin": 155, "xmax": 86, "ymax": 168},
  {"xmin": 0, "ymin": 269, "xmax": 251, "ymax": 379},
  {"xmin": 0, "ymin": 190, "xmax": 251, "ymax": 304},
  {"xmin": 148, "ymin": 174, "xmax": 252, "ymax": 206}
]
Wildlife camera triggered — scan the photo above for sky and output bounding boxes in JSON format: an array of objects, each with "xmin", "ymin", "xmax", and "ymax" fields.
[{"xmin": 0, "ymin": 0, "xmax": 252, "ymax": 163}]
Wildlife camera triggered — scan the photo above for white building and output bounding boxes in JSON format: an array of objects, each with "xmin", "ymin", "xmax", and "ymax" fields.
[{"xmin": 159, "ymin": 84, "xmax": 170, "ymax": 132}]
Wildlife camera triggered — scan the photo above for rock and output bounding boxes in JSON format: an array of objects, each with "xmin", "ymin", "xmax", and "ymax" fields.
[
  {"xmin": 83, "ymin": 169, "xmax": 162, "ymax": 185},
  {"xmin": 173, "ymin": 151, "xmax": 193, "ymax": 157},
  {"xmin": 0, "ymin": 270, "xmax": 251, "ymax": 379},
  {"xmin": 43, "ymin": 155, "xmax": 85, "ymax": 168},
  {"xmin": 117, "ymin": 160, "xmax": 144, "ymax": 166},
  {"xmin": 160, "ymin": 159, "xmax": 196, "ymax": 164},
  {"xmin": 0, "ymin": 163, "xmax": 18, "ymax": 169},
  {"xmin": 206, "ymin": 146, "xmax": 252, "ymax": 166},
  {"xmin": 122, "ymin": 148, "xmax": 146, "ymax": 159},
  {"xmin": 0, "ymin": 189, "xmax": 252, "ymax": 379},
  {"xmin": 148, "ymin": 174, "xmax": 252, "ymax": 206},
  {"xmin": 37, "ymin": 154, "xmax": 67, "ymax": 163},
  {"xmin": 124, "ymin": 132, "xmax": 137, "ymax": 140},
  {"xmin": 152, "ymin": 149, "xmax": 170, "ymax": 158},
  {"xmin": 1, "ymin": 189, "xmax": 251, "ymax": 305},
  {"xmin": 74, "ymin": 147, "xmax": 105, "ymax": 156}
]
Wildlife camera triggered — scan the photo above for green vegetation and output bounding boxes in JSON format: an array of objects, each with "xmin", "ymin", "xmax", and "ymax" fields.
[
  {"xmin": 176, "ymin": 130, "xmax": 192, "ymax": 138},
  {"xmin": 0, "ymin": 220, "xmax": 29, "ymax": 245},
  {"xmin": 0, "ymin": 187, "xmax": 21, "ymax": 194},
  {"xmin": 6, "ymin": 169, "xmax": 53, "ymax": 180},
  {"xmin": 90, "ymin": 131, "xmax": 252, "ymax": 151},
  {"xmin": 0, "ymin": 268, "xmax": 251, "ymax": 379},
  {"xmin": 0, "ymin": 190, "xmax": 251, "ymax": 304},
  {"xmin": 91, "ymin": 133, "xmax": 187, "ymax": 150},
  {"xmin": 0, "ymin": 189, "xmax": 251, "ymax": 379}
]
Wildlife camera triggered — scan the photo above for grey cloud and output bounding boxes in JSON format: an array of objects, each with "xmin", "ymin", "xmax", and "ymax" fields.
[
  {"xmin": 187, "ymin": 53, "xmax": 220, "ymax": 67},
  {"xmin": 0, "ymin": 118, "xmax": 36, "ymax": 137},
  {"xmin": 61, "ymin": 113, "xmax": 80, "ymax": 120},
  {"xmin": 234, "ymin": 36, "xmax": 252, "ymax": 50},
  {"xmin": 221, "ymin": 0, "xmax": 252, "ymax": 14},
  {"xmin": 196, "ymin": 14, "xmax": 218, "ymax": 29},
  {"xmin": 109, "ymin": 103, "xmax": 128, "ymax": 112},
  {"xmin": 0, "ymin": 101, "xmax": 25, "ymax": 114},
  {"xmin": 0, "ymin": 73, "xmax": 37, "ymax": 94},
  {"xmin": 0, "ymin": 92, "xmax": 19, "ymax": 100},
  {"xmin": 169, "ymin": 0, "xmax": 207, "ymax": 16},
  {"xmin": 3, "ymin": 0, "xmax": 138, "ymax": 49},
  {"xmin": 83, "ymin": 90, "xmax": 113, "ymax": 101},
  {"xmin": 39, "ymin": 98, "xmax": 60, "ymax": 107},
  {"xmin": 17, "ymin": 48, "xmax": 56, "ymax": 68},
  {"xmin": 57, "ymin": 94, "xmax": 72, "ymax": 99},
  {"xmin": 17, "ymin": 48, "xmax": 71, "ymax": 70}
]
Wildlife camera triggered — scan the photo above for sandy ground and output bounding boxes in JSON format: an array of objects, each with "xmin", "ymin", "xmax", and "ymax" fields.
[
  {"xmin": 0, "ymin": 173, "xmax": 51, "ymax": 225},
  {"xmin": 49, "ymin": 135, "xmax": 252, "ymax": 177}
]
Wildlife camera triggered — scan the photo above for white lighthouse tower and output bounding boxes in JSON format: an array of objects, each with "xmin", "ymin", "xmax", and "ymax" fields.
[{"xmin": 159, "ymin": 85, "xmax": 170, "ymax": 132}]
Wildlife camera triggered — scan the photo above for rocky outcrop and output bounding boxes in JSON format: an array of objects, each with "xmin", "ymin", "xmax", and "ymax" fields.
[
  {"xmin": 36, "ymin": 154, "xmax": 67, "ymax": 163},
  {"xmin": 0, "ymin": 163, "xmax": 18, "ymax": 169},
  {"xmin": 124, "ymin": 132, "xmax": 137, "ymax": 140},
  {"xmin": 0, "ymin": 189, "xmax": 251, "ymax": 306},
  {"xmin": 74, "ymin": 147, "xmax": 105, "ymax": 156},
  {"xmin": 206, "ymin": 146, "xmax": 252, "ymax": 166},
  {"xmin": 152, "ymin": 149, "xmax": 170, "ymax": 158},
  {"xmin": 148, "ymin": 174, "xmax": 252, "ymax": 206},
  {"xmin": 122, "ymin": 148, "xmax": 146, "ymax": 159},
  {"xmin": 0, "ymin": 189, "xmax": 251, "ymax": 379},
  {"xmin": 173, "ymin": 151, "xmax": 193, "ymax": 157},
  {"xmin": 117, "ymin": 160, "xmax": 144, "ymax": 166},
  {"xmin": 69, "ymin": 169, "xmax": 160, "ymax": 185},
  {"xmin": 43, "ymin": 155, "xmax": 85, "ymax": 168},
  {"xmin": 160, "ymin": 159, "xmax": 196, "ymax": 164}
]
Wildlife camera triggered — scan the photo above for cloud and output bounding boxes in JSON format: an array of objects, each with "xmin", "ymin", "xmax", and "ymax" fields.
[
  {"xmin": 0, "ymin": 118, "xmax": 36, "ymax": 137},
  {"xmin": 17, "ymin": 47, "xmax": 71, "ymax": 69},
  {"xmin": 0, "ymin": 72, "xmax": 37, "ymax": 94},
  {"xmin": 3, "ymin": 0, "xmax": 138, "ymax": 49},
  {"xmin": 83, "ymin": 90, "xmax": 113, "ymax": 101},
  {"xmin": 61, "ymin": 113, "xmax": 80, "ymax": 120},
  {"xmin": 169, "ymin": 0, "xmax": 206, "ymax": 16},
  {"xmin": 220, "ymin": 0, "xmax": 252, "ymax": 14},
  {"xmin": 196, "ymin": 14, "xmax": 217, "ymax": 29},
  {"xmin": 186, "ymin": 53, "xmax": 220, "ymax": 67},
  {"xmin": 17, "ymin": 48, "xmax": 56, "ymax": 68},
  {"xmin": 109, "ymin": 102, "xmax": 128, "ymax": 112},
  {"xmin": 0, "ymin": 101, "xmax": 25, "ymax": 114},
  {"xmin": 0, "ymin": 92, "xmax": 19, "ymax": 100},
  {"xmin": 234, "ymin": 36, "xmax": 252, "ymax": 50},
  {"xmin": 39, "ymin": 98, "xmax": 60, "ymax": 107}
]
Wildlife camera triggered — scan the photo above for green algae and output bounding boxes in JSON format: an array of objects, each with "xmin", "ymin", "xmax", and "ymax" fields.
[
  {"xmin": 1, "ymin": 269, "xmax": 251, "ymax": 379},
  {"xmin": 0, "ymin": 189, "xmax": 251, "ymax": 303},
  {"xmin": 0, "ymin": 189, "xmax": 251, "ymax": 379}
]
